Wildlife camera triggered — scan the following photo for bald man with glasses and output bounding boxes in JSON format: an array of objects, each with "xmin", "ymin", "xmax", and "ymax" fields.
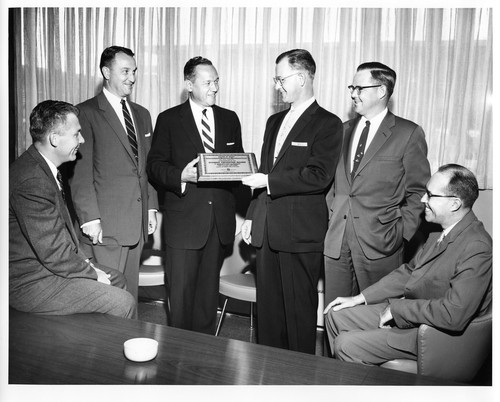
[
  {"xmin": 324, "ymin": 62, "xmax": 431, "ymax": 333},
  {"xmin": 324, "ymin": 164, "xmax": 492, "ymax": 365}
]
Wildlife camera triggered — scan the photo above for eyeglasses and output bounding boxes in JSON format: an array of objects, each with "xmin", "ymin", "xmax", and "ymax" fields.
[
  {"xmin": 273, "ymin": 72, "xmax": 301, "ymax": 87},
  {"xmin": 424, "ymin": 189, "xmax": 457, "ymax": 199},
  {"xmin": 347, "ymin": 85, "xmax": 381, "ymax": 95}
]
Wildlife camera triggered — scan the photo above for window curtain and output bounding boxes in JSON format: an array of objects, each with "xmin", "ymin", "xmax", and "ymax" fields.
[{"xmin": 11, "ymin": 7, "xmax": 492, "ymax": 188}]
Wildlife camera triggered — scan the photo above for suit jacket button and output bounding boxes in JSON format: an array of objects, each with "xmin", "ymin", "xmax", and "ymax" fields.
[
  {"xmin": 208, "ymin": 201, "xmax": 213, "ymax": 205},
  {"xmin": 137, "ymin": 197, "xmax": 141, "ymax": 202},
  {"xmin": 343, "ymin": 215, "xmax": 347, "ymax": 219}
]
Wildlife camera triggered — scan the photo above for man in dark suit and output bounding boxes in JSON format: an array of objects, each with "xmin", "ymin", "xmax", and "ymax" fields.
[
  {"xmin": 10, "ymin": 100, "xmax": 136, "ymax": 318},
  {"xmin": 324, "ymin": 62, "xmax": 431, "ymax": 309},
  {"xmin": 147, "ymin": 56, "xmax": 243, "ymax": 334},
  {"xmin": 69, "ymin": 46, "xmax": 159, "ymax": 302},
  {"xmin": 241, "ymin": 49, "xmax": 343, "ymax": 354},
  {"xmin": 324, "ymin": 164, "xmax": 492, "ymax": 364}
]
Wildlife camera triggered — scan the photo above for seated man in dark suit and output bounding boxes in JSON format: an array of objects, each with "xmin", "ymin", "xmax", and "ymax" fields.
[
  {"xmin": 9, "ymin": 100, "xmax": 136, "ymax": 318},
  {"xmin": 324, "ymin": 164, "xmax": 491, "ymax": 365}
]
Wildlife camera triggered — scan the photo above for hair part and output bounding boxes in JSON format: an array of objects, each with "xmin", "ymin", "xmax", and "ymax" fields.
[
  {"xmin": 184, "ymin": 56, "xmax": 214, "ymax": 81},
  {"xmin": 357, "ymin": 62, "xmax": 397, "ymax": 98},
  {"xmin": 29, "ymin": 100, "xmax": 79, "ymax": 143},
  {"xmin": 99, "ymin": 46, "xmax": 135, "ymax": 77},
  {"xmin": 438, "ymin": 163, "xmax": 479, "ymax": 209},
  {"xmin": 276, "ymin": 49, "xmax": 316, "ymax": 79}
]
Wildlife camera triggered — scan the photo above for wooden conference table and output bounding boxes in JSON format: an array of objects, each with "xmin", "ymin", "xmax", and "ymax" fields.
[{"xmin": 9, "ymin": 309, "xmax": 457, "ymax": 385}]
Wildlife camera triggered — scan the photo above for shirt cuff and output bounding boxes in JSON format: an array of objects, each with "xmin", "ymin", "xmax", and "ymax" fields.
[{"xmin": 81, "ymin": 219, "xmax": 100, "ymax": 228}]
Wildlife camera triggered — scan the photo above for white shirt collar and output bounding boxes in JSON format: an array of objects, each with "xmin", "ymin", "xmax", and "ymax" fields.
[
  {"xmin": 103, "ymin": 86, "xmax": 126, "ymax": 107},
  {"xmin": 290, "ymin": 96, "xmax": 315, "ymax": 113},
  {"xmin": 442, "ymin": 219, "xmax": 460, "ymax": 238},
  {"xmin": 189, "ymin": 97, "xmax": 213, "ymax": 115},
  {"xmin": 39, "ymin": 151, "xmax": 60, "ymax": 189},
  {"xmin": 361, "ymin": 107, "xmax": 388, "ymax": 126}
]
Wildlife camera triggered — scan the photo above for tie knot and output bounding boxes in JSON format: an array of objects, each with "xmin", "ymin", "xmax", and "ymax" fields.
[
  {"xmin": 202, "ymin": 108, "xmax": 208, "ymax": 117},
  {"xmin": 121, "ymin": 99, "xmax": 126, "ymax": 106},
  {"xmin": 365, "ymin": 120, "xmax": 371, "ymax": 127}
]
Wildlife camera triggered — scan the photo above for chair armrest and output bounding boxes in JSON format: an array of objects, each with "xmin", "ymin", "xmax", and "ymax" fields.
[{"xmin": 417, "ymin": 313, "xmax": 492, "ymax": 382}]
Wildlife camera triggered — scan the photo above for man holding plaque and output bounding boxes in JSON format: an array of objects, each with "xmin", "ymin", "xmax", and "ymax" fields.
[
  {"xmin": 147, "ymin": 56, "xmax": 243, "ymax": 334},
  {"xmin": 241, "ymin": 49, "xmax": 343, "ymax": 354}
]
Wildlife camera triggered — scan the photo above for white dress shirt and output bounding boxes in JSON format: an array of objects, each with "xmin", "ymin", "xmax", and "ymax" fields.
[{"xmin": 349, "ymin": 108, "xmax": 388, "ymax": 172}]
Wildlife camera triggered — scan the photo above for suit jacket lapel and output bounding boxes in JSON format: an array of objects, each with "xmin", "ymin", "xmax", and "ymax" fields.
[
  {"xmin": 272, "ymin": 102, "xmax": 317, "ymax": 171},
  {"xmin": 355, "ymin": 112, "xmax": 395, "ymax": 176},
  {"xmin": 413, "ymin": 212, "xmax": 477, "ymax": 276},
  {"xmin": 97, "ymin": 92, "xmax": 138, "ymax": 165},
  {"xmin": 28, "ymin": 146, "xmax": 79, "ymax": 247},
  {"xmin": 128, "ymin": 101, "xmax": 147, "ymax": 169},
  {"xmin": 343, "ymin": 119, "xmax": 357, "ymax": 184},
  {"xmin": 263, "ymin": 112, "xmax": 286, "ymax": 173},
  {"xmin": 180, "ymin": 100, "xmax": 206, "ymax": 154}
]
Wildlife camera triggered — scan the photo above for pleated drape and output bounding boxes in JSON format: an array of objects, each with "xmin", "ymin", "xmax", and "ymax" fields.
[{"xmin": 11, "ymin": 7, "xmax": 492, "ymax": 188}]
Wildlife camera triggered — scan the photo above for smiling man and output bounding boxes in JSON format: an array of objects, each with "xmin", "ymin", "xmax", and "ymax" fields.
[
  {"xmin": 9, "ymin": 100, "xmax": 136, "ymax": 318},
  {"xmin": 69, "ymin": 46, "xmax": 158, "ymax": 302},
  {"xmin": 241, "ymin": 49, "xmax": 343, "ymax": 354},
  {"xmin": 147, "ymin": 56, "xmax": 243, "ymax": 334},
  {"xmin": 323, "ymin": 62, "xmax": 431, "ymax": 336},
  {"xmin": 323, "ymin": 164, "xmax": 492, "ymax": 365}
]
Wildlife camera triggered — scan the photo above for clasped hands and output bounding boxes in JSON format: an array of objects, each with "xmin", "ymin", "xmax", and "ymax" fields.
[{"xmin": 323, "ymin": 295, "xmax": 394, "ymax": 329}]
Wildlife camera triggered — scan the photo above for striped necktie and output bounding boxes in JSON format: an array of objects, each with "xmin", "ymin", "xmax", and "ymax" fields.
[
  {"xmin": 201, "ymin": 108, "xmax": 215, "ymax": 153},
  {"xmin": 56, "ymin": 169, "xmax": 66, "ymax": 201},
  {"xmin": 121, "ymin": 99, "xmax": 139, "ymax": 161}
]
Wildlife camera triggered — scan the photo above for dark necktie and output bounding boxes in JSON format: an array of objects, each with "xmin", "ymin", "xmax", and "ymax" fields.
[
  {"xmin": 121, "ymin": 99, "xmax": 139, "ymax": 161},
  {"xmin": 201, "ymin": 109, "xmax": 214, "ymax": 153},
  {"xmin": 56, "ymin": 169, "xmax": 66, "ymax": 201},
  {"xmin": 351, "ymin": 120, "xmax": 370, "ymax": 180}
]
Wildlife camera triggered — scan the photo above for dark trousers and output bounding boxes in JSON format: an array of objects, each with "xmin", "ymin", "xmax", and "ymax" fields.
[
  {"xmin": 166, "ymin": 222, "xmax": 226, "ymax": 334},
  {"xmin": 256, "ymin": 230, "xmax": 321, "ymax": 355}
]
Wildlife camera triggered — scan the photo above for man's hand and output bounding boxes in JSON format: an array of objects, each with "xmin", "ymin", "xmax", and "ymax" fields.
[
  {"xmin": 91, "ymin": 264, "xmax": 111, "ymax": 285},
  {"xmin": 241, "ymin": 220, "xmax": 252, "ymax": 245},
  {"xmin": 323, "ymin": 294, "xmax": 365, "ymax": 314},
  {"xmin": 148, "ymin": 210, "xmax": 158, "ymax": 235},
  {"xmin": 242, "ymin": 173, "xmax": 268, "ymax": 190},
  {"xmin": 378, "ymin": 305, "xmax": 394, "ymax": 328},
  {"xmin": 181, "ymin": 157, "xmax": 199, "ymax": 184},
  {"xmin": 82, "ymin": 221, "xmax": 103, "ymax": 245}
]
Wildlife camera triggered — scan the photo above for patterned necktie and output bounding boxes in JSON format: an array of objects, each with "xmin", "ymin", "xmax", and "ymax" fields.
[
  {"xmin": 121, "ymin": 99, "xmax": 139, "ymax": 161},
  {"xmin": 56, "ymin": 169, "xmax": 66, "ymax": 201},
  {"xmin": 351, "ymin": 120, "xmax": 370, "ymax": 180},
  {"xmin": 201, "ymin": 109, "xmax": 214, "ymax": 153}
]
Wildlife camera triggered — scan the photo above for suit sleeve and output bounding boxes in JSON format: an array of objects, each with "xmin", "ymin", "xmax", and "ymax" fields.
[
  {"xmin": 147, "ymin": 112, "xmax": 185, "ymax": 197},
  {"xmin": 11, "ymin": 177, "xmax": 97, "ymax": 279},
  {"xmin": 268, "ymin": 113, "xmax": 343, "ymax": 197},
  {"xmin": 389, "ymin": 239, "xmax": 492, "ymax": 332},
  {"xmin": 142, "ymin": 110, "xmax": 159, "ymax": 210},
  {"xmin": 70, "ymin": 107, "xmax": 101, "ymax": 225},
  {"xmin": 401, "ymin": 125, "xmax": 430, "ymax": 241}
]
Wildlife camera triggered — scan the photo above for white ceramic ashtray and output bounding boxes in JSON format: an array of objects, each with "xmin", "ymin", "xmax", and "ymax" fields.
[{"xmin": 124, "ymin": 338, "xmax": 158, "ymax": 362}]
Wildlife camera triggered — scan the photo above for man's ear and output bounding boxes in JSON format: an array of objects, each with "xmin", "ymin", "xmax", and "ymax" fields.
[
  {"xmin": 298, "ymin": 72, "xmax": 306, "ymax": 87},
  {"xmin": 185, "ymin": 79, "xmax": 193, "ymax": 92},
  {"xmin": 48, "ymin": 132, "xmax": 59, "ymax": 148},
  {"xmin": 450, "ymin": 197, "xmax": 462, "ymax": 212},
  {"xmin": 378, "ymin": 85, "xmax": 388, "ymax": 100},
  {"xmin": 102, "ymin": 66, "xmax": 111, "ymax": 81}
]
